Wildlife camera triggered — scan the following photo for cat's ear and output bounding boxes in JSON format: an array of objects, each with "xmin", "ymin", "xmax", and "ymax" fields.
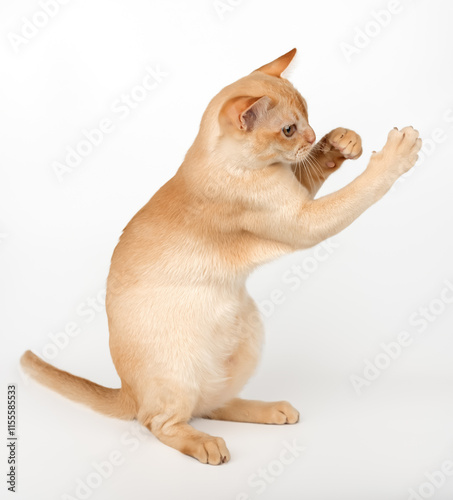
[
  {"xmin": 221, "ymin": 95, "xmax": 272, "ymax": 131},
  {"xmin": 254, "ymin": 48, "xmax": 297, "ymax": 77}
]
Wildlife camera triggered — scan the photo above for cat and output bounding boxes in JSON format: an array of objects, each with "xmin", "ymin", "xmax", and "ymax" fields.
[{"xmin": 21, "ymin": 48, "xmax": 421, "ymax": 465}]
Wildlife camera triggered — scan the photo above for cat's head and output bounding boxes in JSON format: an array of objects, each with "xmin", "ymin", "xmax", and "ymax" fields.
[{"xmin": 217, "ymin": 49, "xmax": 315, "ymax": 167}]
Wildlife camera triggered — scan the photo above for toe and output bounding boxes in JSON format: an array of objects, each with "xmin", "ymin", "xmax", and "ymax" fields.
[
  {"xmin": 266, "ymin": 401, "xmax": 300, "ymax": 424},
  {"xmin": 203, "ymin": 437, "xmax": 230, "ymax": 465}
]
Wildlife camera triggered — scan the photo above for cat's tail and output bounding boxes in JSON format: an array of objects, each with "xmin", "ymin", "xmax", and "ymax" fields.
[{"xmin": 20, "ymin": 350, "xmax": 136, "ymax": 420}]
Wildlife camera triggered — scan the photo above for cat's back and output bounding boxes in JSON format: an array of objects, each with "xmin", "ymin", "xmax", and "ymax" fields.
[
  {"xmin": 108, "ymin": 168, "xmax": 286, "ymax": 294},
  {"xmin": 109, "ymin": 173, "xmax": 194, "ymax": 273}
]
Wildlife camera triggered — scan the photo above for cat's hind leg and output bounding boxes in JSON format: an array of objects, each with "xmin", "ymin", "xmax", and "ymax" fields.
[
  {"xmin": 149, "ymin": 420, "xmax": 230, "ymax": 465},
  {"xmin": 206, "ymin": 398, "xmax": 299, "ymax": 425},
  {"xmin": 137, "ymin": 387, "xmax": 230, "ymax": 465}
]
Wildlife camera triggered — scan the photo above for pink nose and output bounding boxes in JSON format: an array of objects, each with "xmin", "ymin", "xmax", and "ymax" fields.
[{"xmin": 303, "ymin": 127, "xmax": 316, "ymax": 145}]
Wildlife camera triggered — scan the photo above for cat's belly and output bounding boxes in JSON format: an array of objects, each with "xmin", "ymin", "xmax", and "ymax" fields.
[
  {"xmin": 192, "ymin": 295, "xmax": 265, "ymax": 416},
  {"xmin": 108, "ymin": 277, "xmax": 264, "ymax": 413}
]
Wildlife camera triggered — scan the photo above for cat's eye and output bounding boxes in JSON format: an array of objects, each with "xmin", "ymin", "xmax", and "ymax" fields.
[{"xmin": 282, "ymin": 124, "xmax": 297, "ymax": 137}]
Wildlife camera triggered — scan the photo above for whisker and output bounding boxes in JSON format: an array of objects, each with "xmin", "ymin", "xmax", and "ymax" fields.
[
  {"xmin": 307, "ymin": 155, "xmax": 324, "ymax": 182},
  {"xmin": 301, "ymin": 157, "xmax": 315, "ymax": 192},
  {"xmin": 303, "ymin": 155, "xmax": 317, "ymax": 185}
]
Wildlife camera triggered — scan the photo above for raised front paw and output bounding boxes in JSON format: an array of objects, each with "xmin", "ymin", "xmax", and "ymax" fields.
[
  {"xmin": 375, "ymin": 126, "xmax": 422, "ymax": 178},
  {"xmin": 325, "ymin": 128, "xmax": 363, "ymax": 161}
]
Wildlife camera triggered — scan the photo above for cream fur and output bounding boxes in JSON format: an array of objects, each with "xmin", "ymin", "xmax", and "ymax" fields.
[{"xmin": 21, "ymin": 49, "xmax": 421, "ymax": 465}]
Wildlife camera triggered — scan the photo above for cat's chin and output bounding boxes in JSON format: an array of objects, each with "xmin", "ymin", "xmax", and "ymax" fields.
[
  {"xmin": 273, "ymin": 150, "xmax": 312, "ymax": 165},
  {"xmin": 293, "ymin": 147, "xmax": 314, "ymax": 163},
  {"xmin": 282, "ymin": 151, "xmax": 311, "ymax": 164}
]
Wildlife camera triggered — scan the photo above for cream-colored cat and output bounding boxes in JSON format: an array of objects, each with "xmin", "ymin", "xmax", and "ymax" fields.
[{"xmin": 21, "ymin": 49, "xmax": 421, "ymax": 465}]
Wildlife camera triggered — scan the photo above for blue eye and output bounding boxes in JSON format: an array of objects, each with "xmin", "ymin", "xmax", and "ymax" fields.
[{"xmin": 282, "ymin": 124, "xmax": 297, "ymax": 137}]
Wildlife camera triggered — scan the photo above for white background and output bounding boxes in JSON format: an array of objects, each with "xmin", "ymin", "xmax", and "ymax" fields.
[{"xmin": 1, "ymin": 0, "xmax": 453, "ymax": 499}]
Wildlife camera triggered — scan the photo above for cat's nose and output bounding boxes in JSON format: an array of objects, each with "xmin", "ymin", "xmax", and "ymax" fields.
[{"xmin": 303, "ymin": 127, "xmax": 316, "ymax": 145}]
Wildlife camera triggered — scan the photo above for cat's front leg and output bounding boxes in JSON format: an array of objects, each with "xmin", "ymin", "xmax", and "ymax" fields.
[
  {"xmin": 296, "ymin": 126, "xmax": 421, "ymax": 246},
  {"xmin": 243, "ymin": 126, "xmax": 421, "ymax": 250},
  {"xmin": 315, "ymin": 127, "xmax": 363, "ymax": 168},
  {"xmin": 294, "ymin": 128, "xmax": 362, "ymax": 197}
]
